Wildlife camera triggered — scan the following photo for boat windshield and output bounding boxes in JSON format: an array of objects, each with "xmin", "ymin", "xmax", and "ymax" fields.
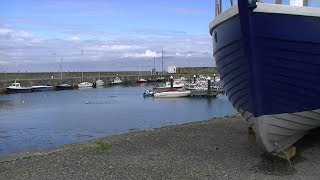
[{"xmin": 215, "ymin": 0, "xmax": 319, "ymax": 16}]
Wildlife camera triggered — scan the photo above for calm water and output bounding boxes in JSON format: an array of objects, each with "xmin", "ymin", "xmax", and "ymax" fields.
[{"xmin": 0, "ymin": 86, "xmax": 237, "ymax": 156}]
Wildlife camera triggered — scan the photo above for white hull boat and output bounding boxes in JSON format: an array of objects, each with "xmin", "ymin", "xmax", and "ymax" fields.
[
  {"xmin": 154, "ymin": 89, "xmax": 191, "ymax": 98},
  {"xmin": 77, "ymin": 82, "xmax": 93, "ymax": 88},
  {"xmin": 111, "ymin": 77, "xmax": 123, "ymax": 84},
  {"xmin": 96, "ymin": 79, "xmax": 104, "ymax": 86}
]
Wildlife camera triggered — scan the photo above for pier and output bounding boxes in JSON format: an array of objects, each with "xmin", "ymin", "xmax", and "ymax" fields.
[{"xmin": 0, "ymin": 67, "xmax": 219, "ymax": 93}]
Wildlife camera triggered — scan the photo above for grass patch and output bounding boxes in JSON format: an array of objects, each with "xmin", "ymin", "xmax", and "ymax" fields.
[{"xmin": 95, "ymin": 141, "xmax": 111, "ymax": 151}]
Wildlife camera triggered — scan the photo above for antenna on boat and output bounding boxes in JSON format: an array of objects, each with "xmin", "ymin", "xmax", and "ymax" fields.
[{"xmin": 215, "ymin": 0, "xmax": 222, "ymax": 16}]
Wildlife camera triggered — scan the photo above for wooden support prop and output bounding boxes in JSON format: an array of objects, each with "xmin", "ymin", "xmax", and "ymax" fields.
[
  {"xmin": 248, "ymin": 127, "xmax": 256, "ymax": 143},
  {"xmin": 273, "ymin": 146, "xmax": 296, "ymax": 166}
]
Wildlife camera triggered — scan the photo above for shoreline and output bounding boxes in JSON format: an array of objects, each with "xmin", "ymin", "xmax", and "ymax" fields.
[{"xmin": 1, "ymin": 115, "xmax": 320, "ymax": 179}]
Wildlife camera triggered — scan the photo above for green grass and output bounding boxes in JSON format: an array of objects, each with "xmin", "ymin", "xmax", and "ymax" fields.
[{"xmin": 95, "ymin": 141, "xmax": 111, "ymax": 151}]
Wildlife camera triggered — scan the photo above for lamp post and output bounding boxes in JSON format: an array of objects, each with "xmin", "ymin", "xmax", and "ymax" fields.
[
  {"xmin": 193, "ymin": 75, "xmax": 196, "ymax": 83},
  {"xmin": 213, "ymin": 73, "xmax": 216, "ymax": 82},
  {"xmin": 170, "ymin": 76, "xmax": 174, "ymax": 88}
]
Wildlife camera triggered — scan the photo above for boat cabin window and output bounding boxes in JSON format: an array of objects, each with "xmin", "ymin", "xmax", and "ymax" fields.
[{"xmin": 215, "ymin": 0, "xmax": 318, "ymax": 16}]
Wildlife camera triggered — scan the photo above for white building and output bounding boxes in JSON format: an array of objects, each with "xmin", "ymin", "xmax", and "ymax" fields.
[{"xmin": 167, "ymin": 66, "xmax": 177, "ymax": 74}]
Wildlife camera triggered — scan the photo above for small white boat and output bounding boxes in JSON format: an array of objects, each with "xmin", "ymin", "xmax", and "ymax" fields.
[
  {"xmin": 111, "ymin": 77, "xmax": 123, "ymax": 84},
  {"xmin": 154, "ymin": 89, "xmax": 191, "ymax": 98},
  {"xmin": 95, "ymin": 79, "xmax": 104, "ymax": 86},
  {"xmin": 77, "ymin": 82, "xmax": 93, "ymax": 88},
  {"xmin": 6, "ymin": 81, "xmax": 32, "ymax": 94},
  {"xmin": 137, "ymin": 78, "xmax": 147, "ymax": 83}
]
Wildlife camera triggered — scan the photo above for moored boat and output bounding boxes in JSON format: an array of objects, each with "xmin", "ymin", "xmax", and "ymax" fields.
[
  {"xmin": 154, "ymin": 89, "xmax": 191, "ymax": 98},
  {"xmin": 111, "ymin": 77, "xmax": 123, "ymax": 85},
  {"xmin": 77, "ymin": 82, "xmax": 93, "ymax": 88},
  {"xmin": 154, "ymin": 81, "xmax": 185, "ymax": 90},
  {"xmin": 96, "ymin": 79, "xmax": 104, "ymax": 86},
  {"xmin": 137, "ymin": 78, "xmax": 148, "ymax": 83},
  {"xmin": 56, "ymin": 83, "xmax": 74, "ymax": 91},
  {"xmin": 31, "ymin": 83, "xmax": 53, "ymax": 92},
  {"xmin": 6, "ymin": 82, "xmax": 32, "ymax": 94},
  {"xmin": 143, "ymin": 89, "xmax": 154, "ymax": 97},
  {"xmin": 209, "ymin": 0, "xmax": 320, "ymax": 152}
]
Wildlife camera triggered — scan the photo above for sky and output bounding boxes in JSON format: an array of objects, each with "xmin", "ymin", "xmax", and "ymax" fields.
[
  {"xmin": 0, "ymin": 0, "xmax": 216, "ymax": 72},
  {"xmin": 1, "ymin": 0, "xmax": 319, "ymax": 72}
]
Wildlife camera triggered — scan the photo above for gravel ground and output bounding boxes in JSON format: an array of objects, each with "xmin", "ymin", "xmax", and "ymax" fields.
[{"xmin": 0, "ymin": 115, "xmax": 320, "ymax": 180}]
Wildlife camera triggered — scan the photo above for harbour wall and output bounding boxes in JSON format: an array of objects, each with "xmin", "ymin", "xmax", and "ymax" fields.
[{"xmin": 0, "ymin": 67, "xmax": 219, "ymax": 92}]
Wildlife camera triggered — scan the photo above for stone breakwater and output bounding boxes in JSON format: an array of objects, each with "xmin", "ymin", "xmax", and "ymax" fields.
[{"xmin": 0, "ymin": 115, "xmax": 319, "ymax": 179}]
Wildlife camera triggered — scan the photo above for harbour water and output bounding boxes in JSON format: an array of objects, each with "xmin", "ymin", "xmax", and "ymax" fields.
[{"xmin": 0, "ymin": 86, "xmax": 237, "ymax": 156}]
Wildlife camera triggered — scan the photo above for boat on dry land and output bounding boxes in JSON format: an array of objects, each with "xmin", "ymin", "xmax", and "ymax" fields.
[{"xmin": 209, "ymin": 0, "xmax": 320, "ymax": 152}]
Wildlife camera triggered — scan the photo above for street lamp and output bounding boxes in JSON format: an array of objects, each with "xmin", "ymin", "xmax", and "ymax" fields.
[{"xmin": 193, "ymin": 75, "xmax": 196, "ymax": 83}]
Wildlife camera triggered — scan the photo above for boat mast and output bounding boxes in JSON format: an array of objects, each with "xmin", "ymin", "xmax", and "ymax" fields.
[
  {"xmin": 161, "ymin": 49, "xmax": 164, "ymax": 74},
  {"xmin": 81, "ymin": 50, "xmax": 84, "ymax": 82},
  {"xmin": 60, "ymin": 57, "xmax": 63, "ymax": 81}
]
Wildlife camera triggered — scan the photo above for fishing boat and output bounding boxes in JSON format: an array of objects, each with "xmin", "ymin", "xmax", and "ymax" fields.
[
  {"xmin": 111, "ymin": 77, "xmax": 123, "ymax": 85},
  {"xmin": 154, "ymin": 89, "xmax": 191, "ymax": 98},
  {"xmin": 31, "ymin": 83, "xmax": 53, "ymax": 92},
  {"xmin": 209, "ymin": 0, "xmax": 320, "ymax": 152},
  {"xmin": 6, "ymin": 81, "xmax": 32, "ymax": 94}
]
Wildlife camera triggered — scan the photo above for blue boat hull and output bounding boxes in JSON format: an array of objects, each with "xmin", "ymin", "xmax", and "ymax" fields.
[
  {"xmin": 6, "ymin": 88, "xmax": 32, "ymax": 94},
  {"xmin": 55, "ymin": 85, "xmax": 74, "ymax": 91},
  {"xmin": 32, "ymin": 87, "xmax": 54, "ymax": 92},
  {"xmin": 211, "ymin": 4, "xmax": 320, "ymax": 117},
  {"xmin": 210, "ymin": 2, "xmax": 320, "ymax": 152}
]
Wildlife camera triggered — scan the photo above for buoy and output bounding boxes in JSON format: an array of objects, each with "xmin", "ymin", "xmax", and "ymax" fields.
[{"xmin": 85, "ymin": 101, "xmax": 88, "ymax": 104}]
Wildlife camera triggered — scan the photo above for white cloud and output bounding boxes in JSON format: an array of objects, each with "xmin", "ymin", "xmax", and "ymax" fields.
[
  {"xmin": 0, "ymin": 27, "xmax": 213, "ymax": 71},
  {"xmin": 0, "ymin": 28, "xmax": 12, "ymax": 35},
  {"xmin": 70, "ymin": 36, "xmax": 80, "ymax": 41},
  {"xmin": 122, "ymin": 50, "xmax": 161, "ymax": 58}
]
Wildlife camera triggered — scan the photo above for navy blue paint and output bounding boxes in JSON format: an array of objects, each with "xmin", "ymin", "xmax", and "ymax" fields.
[{"xmin": 211, "ymin": 3, "xmax": 320, "ymax": 116}]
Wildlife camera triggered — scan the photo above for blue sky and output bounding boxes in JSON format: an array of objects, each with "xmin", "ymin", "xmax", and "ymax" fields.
[
  {"xmin": 1, "ymin": 0, "xmax": 319, "ymax": 72},
  {"xmin": 0, "ymin": 0, "xmax": 216, "ymax": 72}
]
